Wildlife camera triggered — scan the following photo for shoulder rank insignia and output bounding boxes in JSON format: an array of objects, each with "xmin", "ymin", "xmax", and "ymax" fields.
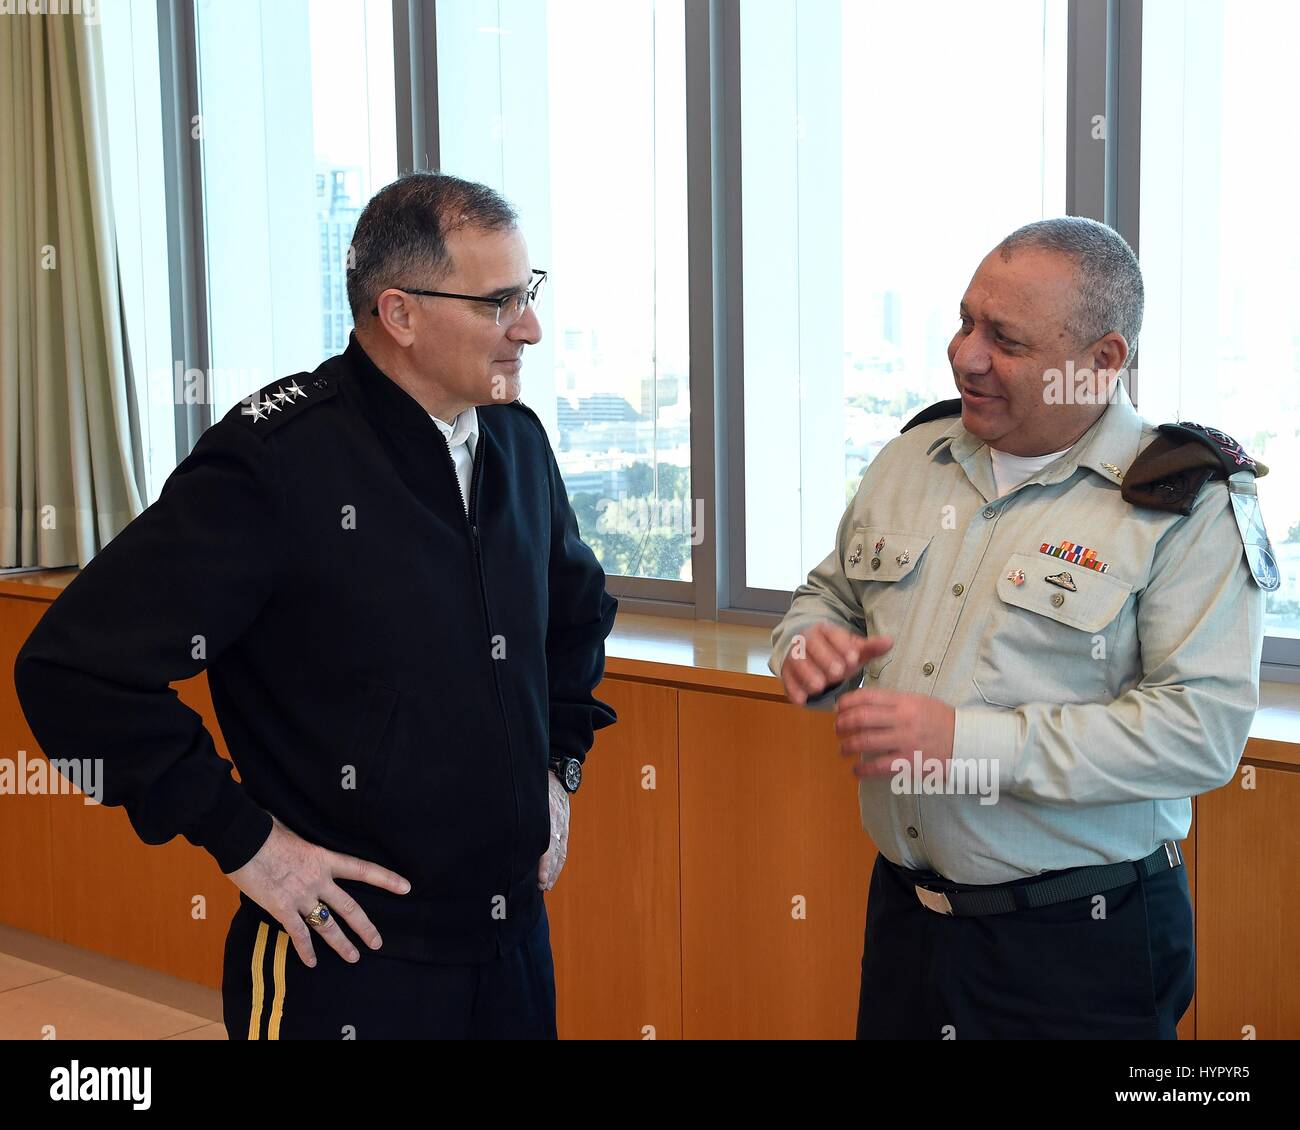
[
  {"xmin": 1122, "ymin": 421, "xmax": 1268, "ymax": 515},
  {"xmin": 232, "ymin": 372, "xmax": 337, "ymax": 435},
  {"xmin": 1123, "ymin": 421, "xmax": 1279, "ymax": 591},
  {"xmin": 900, "ymin": 398, "xmax": 962, "ymax": 434}
]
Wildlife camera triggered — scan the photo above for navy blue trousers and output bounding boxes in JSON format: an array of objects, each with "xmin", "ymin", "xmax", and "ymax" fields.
[
  {"xmin": 223, "ymin": 899, "xmax": 557, "ymax": 1040},
  {"xmin": 856, "ymin": 853, "xmax": 1196, "ymax": 1039}
]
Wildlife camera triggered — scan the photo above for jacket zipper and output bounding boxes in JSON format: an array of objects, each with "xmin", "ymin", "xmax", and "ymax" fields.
[{"xmin": 438, "ymin": 432, "xmax": 522, "ymax": 901}]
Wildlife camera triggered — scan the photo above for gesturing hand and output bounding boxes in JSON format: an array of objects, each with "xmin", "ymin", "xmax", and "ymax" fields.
[
  {"xmin": 779, "ymin": 622, "xmax": 893, "ymax": 706},
  {"xmin": 834, "ymin": 688, "xmax": 956, "ymax": 779}
]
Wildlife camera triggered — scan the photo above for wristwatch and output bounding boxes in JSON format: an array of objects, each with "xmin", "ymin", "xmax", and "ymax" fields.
[{"xmin": 549, "ymin": 755, "xmax": 582, "ymax": 794}]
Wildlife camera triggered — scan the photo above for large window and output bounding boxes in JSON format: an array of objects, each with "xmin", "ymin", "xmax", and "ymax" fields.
[
  {"xmin": 1140, "ymin": 0, "xmax": 1300, "ymax": 639},
  {"xmin": 194, "ymin": 0, "xmax": 397, "ymax": 418},
  {"xmin": 435, "ymin": 0, "xmax": 691, "ymax": 583},
  {"xmin": 115, "ymin": 0, "xmax": 1298, "ymax": 671},
  {"xmin": 739, "ymin": 0, "xmax": 1068, "ymax": 596}
]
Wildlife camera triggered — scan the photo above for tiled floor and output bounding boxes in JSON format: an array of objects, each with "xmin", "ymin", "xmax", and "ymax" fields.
[{"xmin": 0, "ymin": 925, "xmax": 226, "ymax": 1040}]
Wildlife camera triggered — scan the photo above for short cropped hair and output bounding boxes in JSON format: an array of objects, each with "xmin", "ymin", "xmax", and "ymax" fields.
[
  {"xmin": 346, "ymin": 172, "xmax": 518, "ymax": 320},
  {"xmin": 998, "ymin": 216, "xmax": 1144, "ymax": 353}
]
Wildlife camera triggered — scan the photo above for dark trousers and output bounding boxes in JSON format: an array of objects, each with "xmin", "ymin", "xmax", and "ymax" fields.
[
  {"xmin": 856, "ymin": 853, "xmax": 1195, "ymax": 1039},
  {"xmin": 222, "ymin": 900, "xmax": 557, "ymax": 1040}
]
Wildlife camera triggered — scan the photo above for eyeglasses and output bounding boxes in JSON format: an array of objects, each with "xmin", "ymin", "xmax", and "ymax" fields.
[{"xmin": 370, "ymin": 269, "xmax": 547, "ymax": 326}]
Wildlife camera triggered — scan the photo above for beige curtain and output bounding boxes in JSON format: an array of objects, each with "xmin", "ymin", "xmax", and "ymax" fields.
[{"xmin": 1, "ymin": 8, "xmax": 146, "ymax": 570}]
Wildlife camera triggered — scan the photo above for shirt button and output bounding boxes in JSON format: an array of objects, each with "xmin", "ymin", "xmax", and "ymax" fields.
[
  {"xmin": 871, "ymin": 557, "xmax": 881, "ymax": 570},
  {"xmin": 907, "ymin": 826, "xmax": 919, "ymax": 839},
  {"xmin": 922, "ymin": 662, "xmax": 935, "ymax": 676},
  {"xmin": 982, "ymin": 507, "xmax": 996, "ymax": 519},
  {"xmin": 951, "ymin": 583, "xmax": 964, "ymax": 596},
  {"xmin": 1051, "ymin": 593, "xmax": 1065, "ymax": 607}
]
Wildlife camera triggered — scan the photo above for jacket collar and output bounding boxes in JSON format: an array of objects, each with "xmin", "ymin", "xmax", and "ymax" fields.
[
  {"xmin": 340, "ymin": 332, "xmax": 491, "ymax": 520},
  {"xmin": 343, "ymin": 332, "xmax": 446, "ymax": 441}
]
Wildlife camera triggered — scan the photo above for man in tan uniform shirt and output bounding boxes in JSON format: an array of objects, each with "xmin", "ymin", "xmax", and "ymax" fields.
[{"xmin": 770, "ymin": 217, "xmax": 1273, "ymax": 1039}]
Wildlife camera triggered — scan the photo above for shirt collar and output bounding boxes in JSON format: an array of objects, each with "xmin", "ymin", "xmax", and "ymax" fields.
[
  {"xmin": 429, "ymin": 406, "xmax": 479, "ymax": 457},
  {"xmin": 926, "ymin": 379, "xmax": 1146, "ymax": 491}
]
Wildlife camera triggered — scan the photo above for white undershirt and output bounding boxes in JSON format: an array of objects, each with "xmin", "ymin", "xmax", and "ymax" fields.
[
  {"xmin": 989, "ymin": 443, "xmax": 1073, "ymax": 497},
  {"xmin": 429, "ymin": 407, "xmax": 479, "ymax": 513}
]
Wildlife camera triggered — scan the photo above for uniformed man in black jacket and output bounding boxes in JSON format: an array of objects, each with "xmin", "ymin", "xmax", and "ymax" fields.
[{"xmin": 13, "ymin": 172, "xmax": 618, "ymax": 1039}]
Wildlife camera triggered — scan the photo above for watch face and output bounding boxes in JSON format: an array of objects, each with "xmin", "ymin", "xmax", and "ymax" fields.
[{"xmin": 563, "ymin": 759, "xmax": 582, "ymax": 793}]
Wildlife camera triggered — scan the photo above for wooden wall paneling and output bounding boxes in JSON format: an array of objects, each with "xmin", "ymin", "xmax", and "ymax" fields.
[
  {"xmin": 1195, "ymin": 764, "xmax": 1300, "ymax": 1039},
  {"xmin": 0, "ymin": 598, "xmax": 57, "ymax": 935},
  {"xmin": 7, "ymin": 580, "xmax": 1300, "ymax": 1037},
  {"xmin": 678, "ymin": 690, "xmax": 875, "ymax": 1039},
  {"xmin": 546, "ymin": 678, "xmax": 682, "ymax": 1039}
]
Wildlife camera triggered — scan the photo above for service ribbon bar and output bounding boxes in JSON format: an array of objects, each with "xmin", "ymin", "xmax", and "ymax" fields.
[{"xmin": 1039, "ymin": 540, "xmax": 1110, "ymax": 573}]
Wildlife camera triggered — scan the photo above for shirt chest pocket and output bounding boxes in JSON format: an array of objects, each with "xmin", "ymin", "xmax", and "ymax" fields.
[
  {"xmin": 845, "ymin": 527, "xmax": 932, "ymax": 679},
  {"xmin": 974, "ymin": 551, "xmax": 1133, "ymax": 708}
]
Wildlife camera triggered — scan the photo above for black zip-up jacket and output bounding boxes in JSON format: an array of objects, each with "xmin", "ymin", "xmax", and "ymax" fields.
[{"xmin": 14, "ymin": 334, "xmax": 618, "ymax": 962}]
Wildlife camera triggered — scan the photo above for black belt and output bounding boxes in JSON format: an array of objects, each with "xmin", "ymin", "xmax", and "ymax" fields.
[{"xmin": 906, "ymin": 840, "xmax": 1184, "ymax": 917}]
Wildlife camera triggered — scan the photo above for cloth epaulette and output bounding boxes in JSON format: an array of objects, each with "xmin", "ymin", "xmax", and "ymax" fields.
[
  {"xmin": 231, "ymin": 372, "xmax": 338, "ymax": 436},
  {"xmin": 1123, "ymin": 421, "xmax": 1280, "ymax": 591},
  {"xmin": 1121, "ymin": 421, "xmax": 1268, "ymax": 515},
  {"xmin": 900, "ymin": 398, "xmax": 962, "ymax": 433}
]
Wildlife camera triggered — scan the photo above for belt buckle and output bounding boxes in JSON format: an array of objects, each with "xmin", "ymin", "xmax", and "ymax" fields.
[
  {"xmin": 915, "ymin": 885, "xmax": 953, "ymax": 915},
  {"xmin": 1164, "ymin": 840, "xmax": 1183, "ymax": 869}
]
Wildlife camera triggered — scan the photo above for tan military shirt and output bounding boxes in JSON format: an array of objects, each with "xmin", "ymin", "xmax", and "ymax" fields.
[{"xmin": 770, "ymin": 382, "xmax": 1264, "ymax": 884}]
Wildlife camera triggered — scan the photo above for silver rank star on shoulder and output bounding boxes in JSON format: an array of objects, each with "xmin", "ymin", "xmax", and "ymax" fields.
[{"xmin": 242, "ymin": 381, "xmax": 308, "ymax": 423}]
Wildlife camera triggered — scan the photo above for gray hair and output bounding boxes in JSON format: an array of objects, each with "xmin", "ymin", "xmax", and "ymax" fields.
[
  {"xmin": 997, "ymin": 216, "xmax": 1144, "ymax": 356},
  {"xmin": 346, "ymin": 172, "xmax": 518, "ymax": 320}
]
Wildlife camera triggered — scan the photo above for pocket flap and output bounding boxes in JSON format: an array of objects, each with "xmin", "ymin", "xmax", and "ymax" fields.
[
  {"xmin": 846, "ymin": 528, "xmax": 933, "ymax": 582},
  {"xmin": 995, "ymin": 551, "xmax": 1131, "ymax": 632}
]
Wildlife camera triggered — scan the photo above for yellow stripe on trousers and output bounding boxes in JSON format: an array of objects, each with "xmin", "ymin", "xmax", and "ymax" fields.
[
  {"xmin": 268, "ymin": 931, "xmax": 289, "ymax": 1039},
  {"xmin": 247, "ymin": 923, "xmax": 268, "ymax": 1040},
  {"xmin": 248, "ymin": 922, "xmax": 291, "ymax": 1040}
]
